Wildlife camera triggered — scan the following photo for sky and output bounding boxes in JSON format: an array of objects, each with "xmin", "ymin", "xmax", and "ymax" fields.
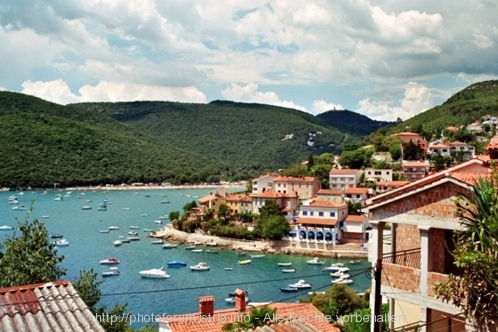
[{"xmin": 1, "ymin": 1, "xmax": 497, "ymax": 121}]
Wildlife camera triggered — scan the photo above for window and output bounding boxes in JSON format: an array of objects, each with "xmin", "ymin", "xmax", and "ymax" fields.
[
  {"xmin": 318, "ymin": 212, "xmax": 324, "ymax": 217},
  {"xmin": 310, "ymin": 211, "xmax": 314, "ymax": 216},
  {"xmin": 302, "ymin": 211, "xmax": 308, "ymax": 216},
  {"xmin": 330, "ymin": 212, "xmax": 335, "ymax": 217}
]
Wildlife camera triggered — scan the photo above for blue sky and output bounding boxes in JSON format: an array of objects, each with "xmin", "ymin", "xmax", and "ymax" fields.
[{"xmin": 1, "ymin": 0, "xmax": 497, "ymax": 121}]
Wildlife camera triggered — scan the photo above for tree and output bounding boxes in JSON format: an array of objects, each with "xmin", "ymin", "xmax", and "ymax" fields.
[
  {"xmin": 435, "ymin": 176, "xmax": 498, "ymax": 330},
  {"xmin": 260, "ymin": 215, "xmax": 291, "ymax": 240},
  {"xmin": 431, "ymin": 153, "xmax": 446, "ymax": 172},
  {"xmin": 169, "ymin": 211, "xmax": 180, "ymax": 221},
  {"xmin": 0, "ymin": 203, "xmax": 66, "ymax": 287},
  {"xmin": 389, "ymin": 144, "xmax": 402, "ymax": 161},
  {"xmin": 339, "ymin": 148, "xmax": 373, "ymax": 169},
  {"xmin": 218, "ymin": 203, "xmax": 231, "ymax": 223},
  {"xmin": 307, "ymin": 153, "xmax": 315, "ymax": 171},
  {"xmin": 259, "ymin": 200, "xmax": 283, "ymax": 220},
  {"xmin": 183, "ymin": 200, "xmax": 198, "ymax": 213}
]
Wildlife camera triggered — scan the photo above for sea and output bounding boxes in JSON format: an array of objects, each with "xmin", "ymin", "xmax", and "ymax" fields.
[{"xmin": 0, "ymin": 189, "xmax": 372, "ymax": 329}]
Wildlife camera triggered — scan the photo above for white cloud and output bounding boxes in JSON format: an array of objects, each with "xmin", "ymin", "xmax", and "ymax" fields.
[
  {"xmin": 357, "ymin": 82, "xmax": 434, "ymax": 122},
  {"xmin": 312, "ymin": 100, "xmax": 344, "ymax": 114},
  {"xmin": 221, "ymin": 83, "xmax": 307, "ymax": 112},
  {"xmin": 21, "ymin": 79, "xmax": 207, "ymax": 105}
]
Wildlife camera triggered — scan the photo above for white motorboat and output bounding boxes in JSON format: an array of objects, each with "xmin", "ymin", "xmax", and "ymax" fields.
[
  {"xmin": 307, "ymin": 257, "xmax": 324, "ymax": 265},
  {"xmin": 128, "ymin": 231, "xmax": 138, "ymax": 236},
  {"xmin": 163, "ymin": 243, "xmax": 178, "ymax": 249},
  {"xmin": 8, "ymin": 199, "xmax": 18, "ymax": 205},
  {"xmin": 108, "ymin": 226, "xmax": 119, "ymax": 230},
  {"xmin": 332, "ymin": 262, "xmax": 345, "ymax": 267},
  {"xmin": 0, "ymin": 225, "xmax": 14, "ymax": 231},
  {"xmin": 54, "ymin": 239, "xmax": 69, "ymax": 247},
  {"xmin": 225, "ymin": 296, "xmax": 249, "ymax": 304},
  {"xmin": 191, "ymin": 249, "xmax": 203, "ymax": 253},
  {"xmin": 114, "ymin": 240, "xmax": 123, "ymax": 247},
  {"xmin": 143, "ymin": 228, "xmax": 153, "ymax": 232},
  {"xmin": 190, "ymin": 262, "xmax": 210, "ymax": 271},
  {"xmin": 123, "ymin": 207, "xmax": 131, "ymax": 211},
  {"xmin": 151, "ymin": 239, "xmax": 164, "ymax": 245},
  {"xmin": 329, "ymin": 267, "xmax": 351, "ymax": 277},
  {"xmin": 99, "ymin": 257, "xmax": 120, "ymax": 265},
  {"xmin": 323, "ymin": 265, "xmax": 351, "ymax": 272},
  {"xmin": 288, "ymin": 279, "xmax": 312, "ymax": 289},
  {"xmin": 139, "ymin": 267, "xmax": 170, "ymax": 279},
  {"xmin": 41, "ymin": 215, "xmax": 50, "ymax": 219},
  {"xmin": 282, "ymin": 269, "xmax": 296, "ymax": 273},
  {"xmin": 102, "ymin": 270, "xmax": 120, "ymax": 277},
  {"xmin": 350, "ymin": 260, "xmax": 361, "ymax": 265},
  {"xmin": 81, "ymin": 206, "xmax": 92, "ymax": 210},
  {"xmin": 127, "ymin": 236, "xmax": 141, "ymax": 241},
  {"xmin": 12, "ymin": 205, "xmax": 27, "ymax": 210},
  {"xmin": 332, "ymin": 276, "xmax": 354, "ymax": 284},
  {"xmin": 250, "ymin": 254, "xmax": 265, "ymax": 258},
  {"xmin": 154, "ymin": 220, "xmax": 162, "ymax": 224},
  {"xmin": 130, "ymin": 226, "xmax": 139, "ymax": 229},
  {"xmin": 224, "ymin": 267, "xmax": 233, "ymax": 271},
  {"xmin": 277, "ymin": 262, "xmax": 292, "ymax": 266},
  {"xmin": 100, "ymin": 229, "xmax": 110, "ymax": 233},
  {"xmin": 331, "ymin": 272, "xmax": 351, "ymax": 278}
]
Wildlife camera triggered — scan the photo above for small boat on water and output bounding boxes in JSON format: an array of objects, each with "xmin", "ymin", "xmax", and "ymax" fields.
[
  {"xmin": 161, "ymin": 200, "xmax": 170, "ymax": 204},
  {"xmin": 238, "ymin": 260, "xmax": 251, "ymax": 265},
  {"xmin": 323, "ymin": 266, "xmax": 350, "ymax": 272},
  {"xmin": 54, "ymin": 239, "xmax": 69, "ymax": 247},
  {"xmin": 224, "ymin": 267, "xmax": 233, "ymax": 271},
  {"xmin": 0, "ymin": 225, "xmax": 13, "ymax": 231},
  {"xmin": 331, "ymin": 272, "xmax": 351, "ymax": 278},
  {"xmin": 127, "ymin": 236, "xmax": 140, "ymax": 241},
  {"xmin": 41, "ymin": 215, "xmax": 50, "ymax": 219},
  {"xmin": 277, "ymin": 262, "xmax": 292, "ymax": 266},
  {"xmin": 120, "ymin": 238, "xmax": 130, "ymax": 243},
  {"xmin": 236, "ymin": 251, "xmax": 246, "ymax": 256},
  {"xmin": 123, "ymin": 207, "xmax": 131, "ymax": 211},
  {"xmin": 51, "ymin": 234, "xmax": 63, "ymax": 238},
  {"xmin": 99, "ymin": 257, "xmax": 120, "ymax": 265},
  {"xmin": 154, "ymin": 220, "xmax": 162, "ymax": 224},
  {"xmin": 81, "ymin": 206, "xmax": 92, "ymax": 210},
  {"xmin": 191, "ymin": 249, "xmax": 203, "ymax": 253},
  {"xmin": 184, "ymin": 246, "xmax": 196, "ymax": 250},
  {"xmin": 114, "ymin": 240, "xmax": 123, "ymax": 247},
  {"xmin": 288, "ymin": 280, "xmax": 312, "ymax": 289},
  {"xmin": 12, "ymin": 205, "xmax": 27, "ymax": 210},
  {"xmin": 307, "ymin": 257, "xmax": 324, "ymax": 265},
  {"xmin": 225, "ymin": 296, "xmax": 250, "ymax": 304},
  {"xmin": 108, "ymin": 226, "xmax": 119, "ymax": 230},
  {"xmin": 128, "ymin": 231, "xmax": 138, "ymax": 236},
  {"xmin": 151, "ymin": 240, "xmax": 164, "ymax": 245},
  {"xmin": 167, "ymin": 261, "xmax": 187, "ymax": 267},
  {"xmin": 102, "ymin": 269, "xmax": 120, "ymax": 277},
  {"xmin": 141, "ymin": 214, "xmax": 149, "ymax": 217},
  {"xmin": 329, "ymin": 267, "xmax": 351, "ymax": 276},
  {"xmin": 332, "ymin": 275, "xmax": 354, "ymax": 284},
  {"xmin": 250, "ymin": 254, "xmax": 265, "ymax": 258},
  {"xmin": 143, "ymin": 228, "xmax": 153, "ymax": 232},
  {"xmin": 282, "ymin": 269, "xmax": 296, "ymax": 273},
  {"xmin": 139, "ymin": 267, "xmax": 170, "ymax": 279},
  {"xmin": 349, "ymin": 260, "xmax": 361, "ymax": 265},
  {"xmin": 100, "ymin": 229, "xmax": 110, "ymax": 233},
  {"xmin": 163, "ymin": 243, "xmax": 178, "ymax": 249},
  {"xmin": 130, "ymin": 226, "xmax": 139, "ymax": 229},
  {"xmin": 280, "ymin": 287, "xmax": 298, "ymax": 292},
  {"xmin": 190, "ymin": 262, "xmax": 210, "ymax": 271},
  {"xmin": 206, "ymin": 250, "xmax": 218, "ymax": 254}
]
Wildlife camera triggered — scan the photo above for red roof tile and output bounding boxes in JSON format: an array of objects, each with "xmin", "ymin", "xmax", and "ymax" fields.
[
  {"xmin": 225, "ymin": 194, "xmax": 252, "ymax": 202},
  {"xmin": 251, "ymin": 190, "xmax": 298, "ymax": 199},
  {"xmin": 317, "ymin": 189, "xmax": 344, "ymax": 195},
  {"xmin": 308, "ymin": 200, "xmax": 347, "ymax": 208},
  {"xmin": 344, "ymin": 187, "xmax": 368, "ymax": 195},
  {"xmin": 345, "ymin": 215, "xmax": 366, "ymax": 223},
  {"xmin": 158, "ymin": 302, "xmax": 339, "ymax": 332},
  {"xmin": 271, "ymin": 176, "xmax": 319, "ymax": 183},
  {"xmin": 329, "ymin": 169, "xmax": 359, "ymax": 175},
  {"xmin": 0, "ymin": 281, "xmax": 105, "ymax": 332}
]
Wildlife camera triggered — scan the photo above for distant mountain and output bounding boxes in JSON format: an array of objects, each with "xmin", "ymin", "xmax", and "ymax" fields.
[
  {"xmin": 317, "ymin": 109, "xmax": 395, "ymax": 136},
  {"xmin": 0, "ymin": 92, "xmax": 391, "ymax": 188}
]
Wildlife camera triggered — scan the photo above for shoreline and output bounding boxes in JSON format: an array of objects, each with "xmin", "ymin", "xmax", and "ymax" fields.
[
  {"xmin": 151, "ymin": 226, "xmax": 368, "ymax": 260},
  {"xmin": 2, "ymin": 183, "xmax": 246, "ymax": 192}
]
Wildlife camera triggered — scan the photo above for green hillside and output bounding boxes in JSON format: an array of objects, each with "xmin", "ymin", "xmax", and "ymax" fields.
[
  {"xmin": 72, "ymin": 100, "xmax": 378, "ymax": 174},
  {"xmin": 384, "ymin": 80, "xmax": 498, "ymax": 135},
  {"xmin": 0, "ymin": 92, "xmax": 207, "ymax": 188}
]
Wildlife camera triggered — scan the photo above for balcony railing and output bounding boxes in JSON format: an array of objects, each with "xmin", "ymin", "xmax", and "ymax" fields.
[{"xmin": 383, "ymin": 248, "xmax": 421, "ymax": 269}]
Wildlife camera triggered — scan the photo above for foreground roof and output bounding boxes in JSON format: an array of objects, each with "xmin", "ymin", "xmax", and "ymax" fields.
[
  {"xmin": 158, "ymin": 302, "xmax": 339, "ymax": 332},
  {"xmin": 0, "ymin": 280, "xmax": 105, "ymax": 332}
]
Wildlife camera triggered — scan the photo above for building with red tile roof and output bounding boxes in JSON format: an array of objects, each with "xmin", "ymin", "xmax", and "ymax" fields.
[
  {"xmin": 402, "ymin": 160, "xmax": 429, "ymax": 180},
  {"xmin": 343, "ymin": 215, "xmax": 369, "ymax": 243},
  {"xmin": 251, "ymin": 190, "xmax": 299, "ymax": 219},
  {"xmin": 0, "ymin": 280, "xmax": 105, "ymax": 332},
  {"xmin": 329, "ymin": 169, "xmax": 361, "ymax": 189},
  {"xmin": 225, "ymin": 194, "xmax": 252, "ymax": 214},
  {"xmin": 270, "ymin": 176, "xmax": 321, "ymax": 199},
  {"xmin": 252, "ymin": 173, "xmax": 279, "ymax": 194},
  {"xmin": 375, "ymin": 181, "xmax": 410, "ymax": 193},
  {"xmin": 157, "ymin": 290, "xmax": 340, "ymax": 332},
  {"xmin": 393, "ymin": 132, "xmax": 428, "ymax": 151},
  {"xmin": 362, "ymin": 157, "xmax": 491, "ymax": 330},
  {"xmin": 316, "ymin": 189, "xmax": 344, "ymax": 203},
  {"xmin": 343, "ymin": 187, "xmax": 368, "ymax": 204}
]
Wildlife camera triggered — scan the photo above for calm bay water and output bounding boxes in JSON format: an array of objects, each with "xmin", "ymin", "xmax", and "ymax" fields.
[{"xmin": 1, "ymin": 189, "xmax": 371, "ymax": 328}]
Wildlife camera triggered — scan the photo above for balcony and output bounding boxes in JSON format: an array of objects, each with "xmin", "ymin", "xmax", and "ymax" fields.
[
  {"xmin": 383, "ymin": 248, "xmax": 421, "ymax": 269},
  {"xmin": 382, "ymin": 248, "xmax": 421, "ymax": 292}
]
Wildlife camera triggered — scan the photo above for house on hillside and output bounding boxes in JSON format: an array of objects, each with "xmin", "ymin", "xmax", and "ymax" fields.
[
  {"xmin": 363, "ymin": 157, "xmax": 491, "ymax": 331},
  {"xmin": 270, "ymin": 176, "xmax": 321, "ymax": 200},
  {"xmin": 344, "ymin": 187, "xmax": 369, "ymax": 204},
  {"xmin": 329, "ymin": 169, "xmax": 361, "ymax": 189},
  {"xmin": 466, "ymin": 121, "xmax": 482, "ymax": 134},
  {"xmin": 0, "ymin": 280, "xmax": 105, "ymax": 332},
  {"xmin": 374, "ymin": 180, "xmax": 410, "ymax": 194},
  {"xmin": 393, "ymin": 132, "xmax": 428, "ymax": 151},
  {"xmin": 250, "ymin": 190, "xmax": 299, "ymax": 220},
  {"xmin": 157, "ymin": 290, "xmax": 339, "ymax": 332},
  {"xmin": 364, "ymin": 168, "xmax": 393, "ymax": 182},
  {"xmin": 251, "ymin": 173, "xmax": 278, "ymax": 194},
  {"xmin": 225, "ymin": 193, "xmax": 252, "ymax": 214},
  {"xmin": 402, "ymin": 160, "xmax": 429, "ymax": 180},
  {"xmin": 316, "ymin": 188, "xmax": 344, "ymax": 202}
]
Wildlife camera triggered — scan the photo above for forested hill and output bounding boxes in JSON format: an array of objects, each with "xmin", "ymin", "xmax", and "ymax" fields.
[
  {"xmin": 316, "ymin": 109, "xmax": 394, "ymax": 136},
  {"xmin": 0, "ymin": 91, "xmax": 390, "ymax": 188},
  {"xmin": 381, "ymin": 80, "xmax": 498, "ymax": 135}
]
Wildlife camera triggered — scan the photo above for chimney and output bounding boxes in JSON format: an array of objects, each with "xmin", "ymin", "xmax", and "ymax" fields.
[
  {"xmin": 199, "ymin": 296, "xmax": 214, "ymax": 317},
  {"xmin": 234, "ymin": 289, "xmax": 246, "ymax": 312}
]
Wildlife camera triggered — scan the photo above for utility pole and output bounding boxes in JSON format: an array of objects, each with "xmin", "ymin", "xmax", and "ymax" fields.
[{"xmin": 373, "ymin": 258, "xmax": 383, "ymax": 332}]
